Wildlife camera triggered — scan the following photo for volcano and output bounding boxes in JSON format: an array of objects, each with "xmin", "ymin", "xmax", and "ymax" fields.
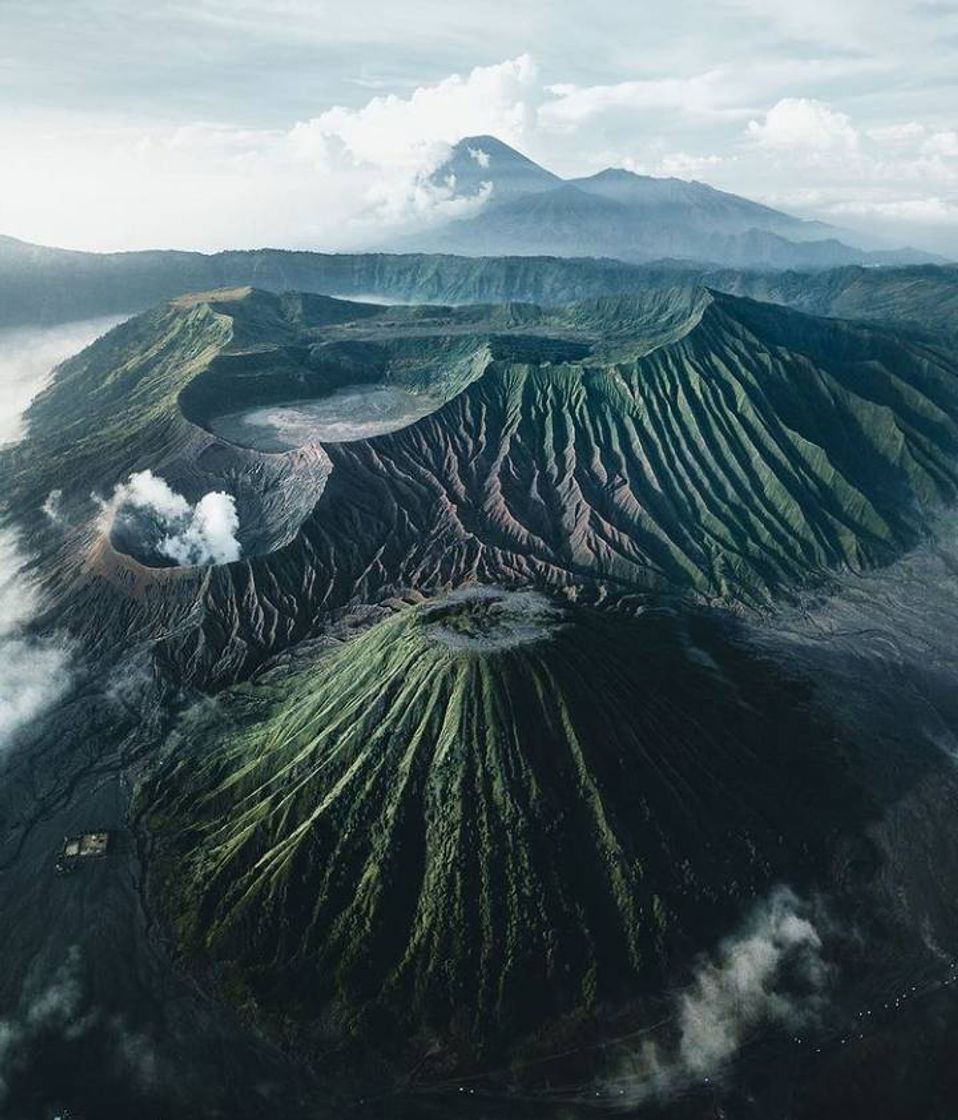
[{"xmin": 138, "ymin": 588, "xmax": 863, "ymax": 1069}]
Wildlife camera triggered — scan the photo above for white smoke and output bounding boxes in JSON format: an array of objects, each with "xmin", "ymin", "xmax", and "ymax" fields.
[
  {"xmin": 677, "ymin": 888, "xmax": 827, "ymax": 1073},
  {"xmin": 609, "ymin": 887, "xmax": 829, "ymax": 1106},
  {"xmin": 103, "ymin": 470, "xmax": 241, "ymax": 567}
]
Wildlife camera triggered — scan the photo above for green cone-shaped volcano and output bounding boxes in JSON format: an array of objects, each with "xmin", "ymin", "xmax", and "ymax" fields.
[{"xmin": 139, "ymin": 589, "xmax": 858, "ymax": 1061}]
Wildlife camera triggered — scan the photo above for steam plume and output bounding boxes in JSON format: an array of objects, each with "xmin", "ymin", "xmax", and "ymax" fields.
[
  {"xmin": 103, "ymin": 470, "xmax": 241, "ymax": 567},
  {"xmin": 608, "ymin": 887, "xmax": 828, "ymax": 1106}
]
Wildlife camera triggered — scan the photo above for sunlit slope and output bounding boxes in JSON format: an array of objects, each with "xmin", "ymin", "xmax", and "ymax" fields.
[
  {"xmin": 4, "ymin": 285, "xmax": 701, "ymax": 519},
  {"xmin": 330, "ymin": 292, "xmax": 958, "ymax": 598},
  {"xmin": 2, "ymin": 289, "xmax": 426, "ymax": 517},
  {"xmin": 139, "ymin": 591, "xmax": 857, "ymax": 1054},
  {"xmin": 434, "ymin": 300, "xmax": 952, "ymax": 586}
]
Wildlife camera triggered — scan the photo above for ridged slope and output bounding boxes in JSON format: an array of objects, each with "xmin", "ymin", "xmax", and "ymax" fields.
[
  {"xmin": 168, "ymin": 291, "xmax": 958, "ymax": 682},
  {"xmin": 139, "ymin": 590, "xmax": 857, "ymax": 1058},
  {"xmin": 7, "ymin": 286, "xmax": 958, "ymax": 683}
]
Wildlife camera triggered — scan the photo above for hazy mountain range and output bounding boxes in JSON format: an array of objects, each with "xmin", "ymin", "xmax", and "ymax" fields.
[{"xmin": 388, "ymin": 135, "xmax": 946, "ymax": 269}]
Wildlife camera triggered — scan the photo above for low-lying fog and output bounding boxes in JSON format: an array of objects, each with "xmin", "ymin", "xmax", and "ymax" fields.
[
  {"xmin": 0, "ymin": 317, "xmax": 123, "ymax": 751},
  {"xmin": 0, "ymin": 318, "xmax": 123, "ymax": 447}
]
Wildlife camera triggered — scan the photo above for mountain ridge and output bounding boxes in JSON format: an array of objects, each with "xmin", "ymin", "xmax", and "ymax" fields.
[
  {"xmin": 136, "ymin": 589, "xmax": 865, "ymax": 1071},
  {"xmin": 1, "ymin": 233, "xmax": 957, "ymax": 337},
  {"xmin": 6, "ymin": 284, "xmax": 958, "ymax": 688}
]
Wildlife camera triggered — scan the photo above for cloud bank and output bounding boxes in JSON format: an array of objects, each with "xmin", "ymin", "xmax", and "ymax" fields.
[
  {"xmin": 609, "ymin": 887, "xmax": 828, "ymax": 1106},
  {"xmin": 747, "ymin": 97, "xmax": 859, "ymax": 152},
  {"xmin": 4, "ymin": 3, "xmax": 958, "ymax": 256},
  {"xmin": 0, "ymin": 319, "xmax": 122, "ymax": 446},
  {"xmin": 0, "ymin": 528, "xmax": 72, "ymax": 750},
  {"xmin": 103, "ymin": 470, "xmax": 241, "ymax": 567}
]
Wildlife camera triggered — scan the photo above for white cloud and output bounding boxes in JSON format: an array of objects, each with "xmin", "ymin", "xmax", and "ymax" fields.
[
  {"xmin": 361, "ymin": 174, "xmax": 493, "ymax": 229},
  {"xmin": 0, "ymin": 321, "xmax": 114, "ymax": 751},
  {"xmin": 607, "ymin": 887, "xmax": 829, "ymax": 1105},
  {"xmin": 102, "ymin": 470, "xmax": 241, "ymax": 567},
  {"xmin": 1, "ymin": 42, "xmax": 956, "ymax": 255},
  {"xmin": 717, "ymin": 0, "xmax": 882, "ymax": 48},
  {"xmin": 924, "ymin": 130, "xmax": 958, "ymax": 157},
  {"xmin": 540, "ymin": 70, "xmax": 739, "ymax": 130},
  {"xmin": 606, "ymin": 150, "xmax": 726, "ymax": 179},
  {"xmin": 867, "ymin": 121, "xmax": 926, "ymax": 144},
  {"xmin": 829, "ymin": 196, "xmax": 958, "ymax": 222},
  {"xmin": 0, "ymin": 56, "xmax": 545, "ymax": 250},
  {"xmin": 468, "ymin": 145, "xmax": 491, "ymax": 168},
  {"xmin": 737, "ymin": 102, "xmax": 958, "ymax": 248},
  {"xmin": 747, "ymin": 97, "xmax": 859, "ymax": 151},
  {"xmin": 657, "ymin": 151, "xmax": 724, "ymax": 176},
  {"xmin": 677, "ymin": 888, "xmax": 826, "ymax": 1074},
  {"xmin": 0, "ymin": 319, "xmax": 123, "ymax": 446},
  {"xmin": 281, "ymin": 55, "xmax": 539, "ymax": 231},
  {"xmin": 289, "ymin": 54, "xmax": 538, "ymax": 174}
]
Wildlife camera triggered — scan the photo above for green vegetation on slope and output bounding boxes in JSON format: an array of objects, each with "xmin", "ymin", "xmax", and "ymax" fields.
[
  {"xmin": 158, "ymin": 287, "xmax": 958, "ymax": 683},
  {"xmin": 6, "ymin": 285, "xmax": 958, "ymax": 683},
  {"xmin": 138, "ymin": 590, "xmax": 860, "ymax": 1062},
  {"xmin": 1, "ymin": 285, "xmax": 705, "ymax": 548}
]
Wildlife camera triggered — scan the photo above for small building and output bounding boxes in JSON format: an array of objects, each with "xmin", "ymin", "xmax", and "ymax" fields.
[
  {"xmin": 55, "ymin": 831, "xmax": 111, "ymax": 874},
  {"xmin": 76, "ymin": 832, "xmax": 110, "ymax": 857}
]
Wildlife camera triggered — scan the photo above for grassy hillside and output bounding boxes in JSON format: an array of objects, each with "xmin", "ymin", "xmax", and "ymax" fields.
[{"xmin": 137, "ymin": 591, "xmax": 861, "ymax": 1065}]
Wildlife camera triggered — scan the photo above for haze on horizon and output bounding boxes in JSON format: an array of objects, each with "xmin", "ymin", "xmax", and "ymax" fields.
[{"xmin": 1, "ymin": 0, "xmax": 956, "ymax": 256}]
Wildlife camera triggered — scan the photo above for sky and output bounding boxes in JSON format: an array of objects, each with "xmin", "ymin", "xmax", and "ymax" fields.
[{"xmin": 1, "ymin": 0, "xmax": 956, "ymax": 254}]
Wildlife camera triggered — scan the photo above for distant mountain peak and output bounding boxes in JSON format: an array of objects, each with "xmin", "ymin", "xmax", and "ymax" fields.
[
  {"xmin": 411, "ymin": 133, "xmax": 942, "ymax": 268},
  {"xmin": 453, "ymin": 133, "xmax": 528, "ymax": 157},
  {"xmin": 589, "ymin": 166, "xmax": 654, "ymax": 182},
  {"xmin": 430, "ymin": 135, "xmax": 561, "ymax": 202}
]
